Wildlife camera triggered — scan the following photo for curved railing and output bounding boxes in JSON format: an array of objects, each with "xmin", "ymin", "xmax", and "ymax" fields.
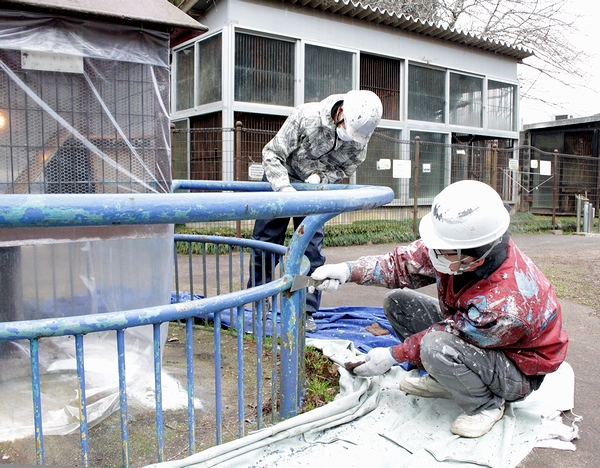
[{"xmin": 0, "ymin": 181, "xmax": 394, "ymax": 466}]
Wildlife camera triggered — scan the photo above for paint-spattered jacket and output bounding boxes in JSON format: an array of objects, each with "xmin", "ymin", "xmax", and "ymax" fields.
[
  {"xmin": 262, "ymin": 94, "xmax": 368, "ymax": 192},
  {"xmin": 347, "ymin": 238, "xmax": 568, "ymax": 376}
]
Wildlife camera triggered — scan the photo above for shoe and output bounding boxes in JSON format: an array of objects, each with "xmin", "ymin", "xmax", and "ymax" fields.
[
  {"xmin": 305, "ymin": 314, "xmax": 317, "ymax": 333},
  {"xmin": 400, "ymin": 374, "xmax": 453, "ymax": 399},
  {"xmin": 451, "ymin": 402, "xmax": 505, "ymax": 438}
]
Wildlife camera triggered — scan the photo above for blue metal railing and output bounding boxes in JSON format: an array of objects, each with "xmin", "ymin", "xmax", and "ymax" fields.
[{"xmin": 0, "ymin": 181, "xmax": 394, "ymax": 466}]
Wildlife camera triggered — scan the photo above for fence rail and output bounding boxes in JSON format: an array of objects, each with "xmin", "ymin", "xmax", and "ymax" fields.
[
  {"xmin": 0, "ymin": 181, "xmax": 393, "ymax": 466},
  {"xmin": 173, "ymin": 126, "xmax": 600, "ymax": 230}
]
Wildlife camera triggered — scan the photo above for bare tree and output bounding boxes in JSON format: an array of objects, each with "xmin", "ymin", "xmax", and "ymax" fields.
[{"xmin": 364, "ymin": 0, "xmax": 588, "ymax": 106}]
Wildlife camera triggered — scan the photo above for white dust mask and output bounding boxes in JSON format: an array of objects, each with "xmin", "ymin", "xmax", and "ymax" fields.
[
  {"xmin": 428, "ymin": 249, "xmax": 462, "ymax": 275},
  {"xmin": 336, "ymin": 126, "xmax": 353, "ymax": 142}
]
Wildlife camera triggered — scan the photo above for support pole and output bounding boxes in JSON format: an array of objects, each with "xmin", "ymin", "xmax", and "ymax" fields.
[{"xmin": 413, "ymin": 136, "xmax": 420, "ymax": 237}]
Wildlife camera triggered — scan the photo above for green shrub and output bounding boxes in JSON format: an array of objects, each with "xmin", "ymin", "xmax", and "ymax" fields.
[{"xmin": 174, "ymin": 214, "xmax": 583, "ymax": 254}]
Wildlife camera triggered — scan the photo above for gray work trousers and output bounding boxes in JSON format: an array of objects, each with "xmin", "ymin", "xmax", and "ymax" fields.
[{"xmin": 383, "ymin": 288, "xmax": 539, "ymax": 415}]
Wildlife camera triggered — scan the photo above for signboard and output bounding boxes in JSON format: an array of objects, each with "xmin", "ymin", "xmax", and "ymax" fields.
[
  {"xmin": 248, "ymin": 164, "xmax": 264, "ymax": 180},
  {"xmin": 22, "ymin": 50, "xmax": 83, "ymax": 74},
  {"xmin": 540, "ymin": 160, "xmax": 552, "ymax": 176},
  {"xmin": 377, "ymin": 159, "xmax": 391, "ymax": 170},
  {"xmin": 393, "ymin": 160, "xmax": 411, "ymax": 179}
]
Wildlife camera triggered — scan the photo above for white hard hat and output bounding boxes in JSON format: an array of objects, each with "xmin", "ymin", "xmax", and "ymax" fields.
[
  {"xmin": 343, "ymin": 90, "xmax": 383, "ymax": 144},
  {"xmin": 419, "ymin": 180, "xmax": 510, "ymax": 250}
]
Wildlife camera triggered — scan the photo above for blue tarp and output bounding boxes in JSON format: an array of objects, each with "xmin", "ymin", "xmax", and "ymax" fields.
[{"xmin": 171, "ymin": 292, "xmax": 402, "ymax": 354}]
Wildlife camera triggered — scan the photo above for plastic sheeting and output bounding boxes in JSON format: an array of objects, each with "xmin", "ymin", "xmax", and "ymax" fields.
[
  {"xmin": 0, "ymin": 8, "xmax": 174, "ymax": 439},
  {"xmin": 0, "ymin": 10, "xmax": 169, "ymax": 67}
]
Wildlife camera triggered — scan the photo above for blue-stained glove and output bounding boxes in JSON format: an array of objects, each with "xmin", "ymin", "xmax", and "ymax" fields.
[{"xmin": 352, "ymin": 347, "xmax": 397, "ymax": 377}]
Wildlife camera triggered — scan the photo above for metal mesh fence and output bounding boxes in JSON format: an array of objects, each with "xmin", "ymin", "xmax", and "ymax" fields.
[
  {"xmin": 172, "ymin": 125, "xmax": 600, "ymax": 229},
  {"xmin": 0, "ymin": 50, "xmax": 171, "ymax": 195}
]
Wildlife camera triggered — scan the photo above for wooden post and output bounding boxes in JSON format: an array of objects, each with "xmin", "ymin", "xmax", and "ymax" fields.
[
  {"xmin": 413, "ymin": 136, "xmax": 420, "ymax": 237},
  {"xmin": 491, "ymin": 143, "xmax": 498, "ymax": 191},
  {"xmin": 235, "ymin": 121, "xmax": 242, "ymax": 238},
  {"xmin": 552, "ymin": 149, "xmax": 559, "ymax": 229}
]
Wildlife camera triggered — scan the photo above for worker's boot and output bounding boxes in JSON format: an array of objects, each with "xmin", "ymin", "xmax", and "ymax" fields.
[
  {"xmin": 305, "ymin": 313, "xmax": 317, "ymax": 333},
  {"xmin": 400, "ymin": 374, "xmax": 452, "ymax": 399},
  {"xmin": 451, "ymin": 402, "xmax": 506, "ymax": 438}
]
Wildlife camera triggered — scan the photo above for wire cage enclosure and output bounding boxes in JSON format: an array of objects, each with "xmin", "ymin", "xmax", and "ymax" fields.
[{"xmin": 0, "ymin": 9, "xmax": 174, "ymax": 439}]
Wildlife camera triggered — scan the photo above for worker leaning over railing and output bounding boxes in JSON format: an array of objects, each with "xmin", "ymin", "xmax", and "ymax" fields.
[{"xmin": 249, "ymin": 89, "xmax": 383, "ymax": 333}]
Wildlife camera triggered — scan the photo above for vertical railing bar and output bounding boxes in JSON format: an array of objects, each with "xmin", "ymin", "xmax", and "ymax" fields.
[
  {"xmin": 174, "ymin": 241, "xmax": 181, "ymax": 303},
  {"xmin": 256, "ymin": 299, "xmax": 264, "ymax": 429},
  {"xmin": 187, "ymin": 241, "xmax": 194, "ymax": 300},
  {"xmin": 202, "ymin": 243, "xmax": 208, "ymax": 297},
  {"xmin": 241, "ymin": 246, "xmax": 246, "ymax": 294},
  {"xmin": 214, "ymin": 308, "xmax": 222, "ymax": 445},
  {"xmin": 75, "ymin": 334, "xmax": 90, "ymax": 467},
  {"xmin": 186, "ymin": 317, "xmax": 195, "ymax": 455},
  {"xmin": 202, "ymin": 243, "xmax": 208, "ymax": 322},
  {"xmin": 229, "ymin": 246, "xmax": 234, "ymax": 326},
  {"xmin": 264, "ymin": 252, "xmax": 276, "ymax": 342},
  {"xmin": 272, "ymin": 255, "xmax": 283, "ymax": 425},
  {"xmin": 30, "ymin": 338, "xmax": 44, "ymax": 465},
  {"xmin": 215, "ymin": 243, "xmax": 221, "ymax": 296},
  {"xmin": 116, "ymin": 329, "xmax": 131, "ymax": 468},
  {"xmin": 236, "ymin": 304, "xmax": 245, "ymax": 438},
  {"xmin": 153, "ymin": 323, "xmax": 164, "ymax": 462}
]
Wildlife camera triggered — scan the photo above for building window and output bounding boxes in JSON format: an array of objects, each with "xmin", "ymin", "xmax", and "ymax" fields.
[
  {"xmin": 410, "ymin": 130, "xmax": 447, "ymax": 202},
  {"xmin": 450, "ymin": 73, "xmax": 483, "ymax": 127},
  {"xmin": 408, "ymin": 65, "xmax": 445, "ymax": 123},
  {"xmin": 305, "ymin": 45, "xmax": 353, "ymax": 103},
  {"xmin": 235, "ymin": 33, "xmax": 294, "ymax": 106},
  {"xmin": 175, "ymin": 45, "xmax": 194, "ymax": 112},
  {"xmin": 197, "ymin": 34, "xmax": 222, "ymax": 106},
  {"xmin": 488, "ymin": 80, "xmax": 516, "ymax": 131},
  {"xmin": 360, "ymin": 54, "xmax": 401, "ymax": 120}
]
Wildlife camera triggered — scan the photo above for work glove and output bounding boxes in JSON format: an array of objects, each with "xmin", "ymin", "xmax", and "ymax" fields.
[
  {"xmin": 280, "ymin": 186, "xmax": 296, "ymax": 192},
  {"xmin": 310, "ymin": 262, "xmax": 352, "ymax": 293},
  {"xmin": 305, "ymin": 173, "xmax": 321, "ymax": 184},
  {"xmin": 352, "ymin": 347, "xmax": 397, "ymax": 377}
]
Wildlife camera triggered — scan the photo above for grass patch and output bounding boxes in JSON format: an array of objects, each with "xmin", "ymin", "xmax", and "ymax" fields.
[
  {"xmin": 176, "ymin": 214, "xmax": 590, "ymax": 255},
  {"xmin": 301, "ymin": 346, "xmax": 340, "ymax": 413}
]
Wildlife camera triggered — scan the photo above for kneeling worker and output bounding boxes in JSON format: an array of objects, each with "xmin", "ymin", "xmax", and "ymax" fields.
[{"xmin": 311, "ymin": 180, "xmax": 568, "ymax": 438}]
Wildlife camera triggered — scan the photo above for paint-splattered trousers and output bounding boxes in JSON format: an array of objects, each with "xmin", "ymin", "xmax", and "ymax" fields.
[{"xmin": 383, "ymin": 288, "xmax": 543, "ymax": 415}]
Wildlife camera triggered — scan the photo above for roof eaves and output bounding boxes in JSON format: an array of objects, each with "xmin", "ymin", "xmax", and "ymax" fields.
[{"xmin": 282, "ymin": 0, "xmax": 533, "ymax": 60}]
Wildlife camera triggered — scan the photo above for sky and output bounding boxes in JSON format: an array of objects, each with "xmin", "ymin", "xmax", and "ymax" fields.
[{"xmin": 518, "ymin": 0, "xmax": 600, "ymax": 127}]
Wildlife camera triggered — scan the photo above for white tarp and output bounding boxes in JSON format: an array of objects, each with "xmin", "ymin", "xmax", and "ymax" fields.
[{"xmin": 148, "ymin": 338, "xmax": 579, "ymax": 468}]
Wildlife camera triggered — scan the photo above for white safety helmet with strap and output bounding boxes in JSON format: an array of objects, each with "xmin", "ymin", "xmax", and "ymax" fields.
[
  {"xmin": 342, "ymin": 90, "xmax": 383, "ymax": 144},
  {"xmin": 419, "ymin": 180, "xmax": 510, "ymax": 250}
]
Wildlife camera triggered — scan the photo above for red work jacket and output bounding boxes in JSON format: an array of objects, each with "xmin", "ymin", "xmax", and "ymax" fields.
[{"xmin": 348, "ymin": 238, "xmax": 568, "ymax": 375}]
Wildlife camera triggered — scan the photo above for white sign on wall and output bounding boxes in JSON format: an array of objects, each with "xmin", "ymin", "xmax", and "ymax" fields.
[
  {"xmin": 377, "ymin": 159, "xmax": 391, "ymax": 170},
  {"xmin": 248, "ymin": 164, "xmax": 264, "ymax": 180},
  {"xmin": 393, "ymin": 160, "xmax": 411, "ymax": 179},
  {"xmin": 22, "ymin": 50, "xmax": 83, "ymax": 74},
  {"xmin": 539, "ymin": 160, "xmax": 552, "ymax": 176}
]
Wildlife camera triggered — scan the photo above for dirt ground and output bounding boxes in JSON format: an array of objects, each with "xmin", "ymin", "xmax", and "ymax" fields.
[
  {"xmin": 0, "ymin": 325, "xmax": 276, "ymax": 467},
  {"xmin": 1, "ymin": 233, "xmax": 599, "ymax": 467}
]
